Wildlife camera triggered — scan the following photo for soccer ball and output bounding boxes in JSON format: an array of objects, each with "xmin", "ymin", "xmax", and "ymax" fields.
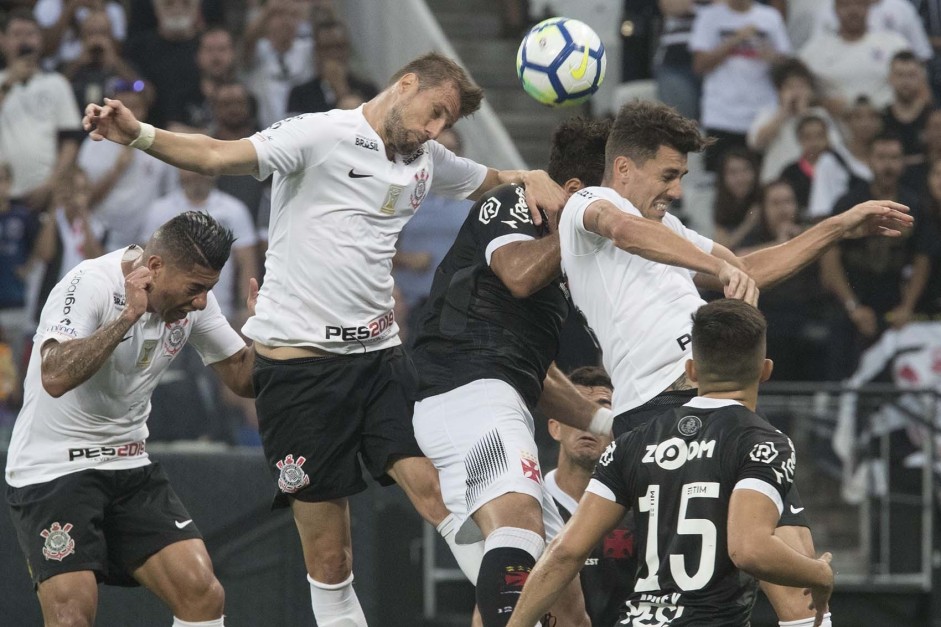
[{"xmin": 516, "ymin": 17, "xmax": 606, "ymax": 107}]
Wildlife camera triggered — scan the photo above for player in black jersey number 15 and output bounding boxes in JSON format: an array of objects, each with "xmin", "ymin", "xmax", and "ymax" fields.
[{"xmin": 507, "ymin": 300, "xmax": 834, "ymax": 627}]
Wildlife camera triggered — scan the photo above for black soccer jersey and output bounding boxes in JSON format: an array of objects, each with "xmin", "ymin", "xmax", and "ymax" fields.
[
  {"xmin": 547, "ymin": 471, "xmax": 637, "ymax": 627},
  {"xmin": 410, "ymin": 183, "xmax": 570, "ymax": 408},
  {"xmin": 590, "ymin": 397, "xmax": 796, "ymax": 627}
]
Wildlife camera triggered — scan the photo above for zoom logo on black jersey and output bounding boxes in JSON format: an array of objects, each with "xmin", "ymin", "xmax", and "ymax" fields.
[{"xmin": 642, "ymin": 437, "xmax": 716, "ymax": 470}]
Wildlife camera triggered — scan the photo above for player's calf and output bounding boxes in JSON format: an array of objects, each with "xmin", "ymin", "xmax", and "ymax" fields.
[{"xmin": 476, "ymin": 527, "xmax": 545, "ymax": 627}]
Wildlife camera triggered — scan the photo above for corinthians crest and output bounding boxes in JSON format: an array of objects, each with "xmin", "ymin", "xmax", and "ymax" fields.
[
  {"xmin": 41, "ymin": 522, "xmax": 76, "ymax": 561},
  {"xmin": 276, "ymin": 454, "xmax": 310, "ymax": 493}
]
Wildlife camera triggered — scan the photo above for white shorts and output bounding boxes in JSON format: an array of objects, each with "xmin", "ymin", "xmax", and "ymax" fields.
[{"xmin": 413, "ymin": 378, "xmax": 564, "ymax": 544}]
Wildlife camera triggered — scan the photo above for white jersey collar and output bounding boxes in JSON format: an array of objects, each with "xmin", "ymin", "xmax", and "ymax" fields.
[{"xmin": 683, "ymin": 396, "xmax": 745, "ymax": 409}]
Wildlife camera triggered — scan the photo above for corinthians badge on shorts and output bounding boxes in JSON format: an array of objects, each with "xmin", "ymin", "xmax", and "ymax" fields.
[
  {"xmin": 40, "ymin": 522, "xmax": 76, "ymax": 561},
  {"xmin": 276, "ymin": 454, "xmax": 310, "ymax": 493}
]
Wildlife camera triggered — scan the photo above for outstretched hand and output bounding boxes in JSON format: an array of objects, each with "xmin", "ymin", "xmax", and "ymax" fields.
[
  {"xmin": 83, "ymin": 97, "xmax": 143, "ymax": 145},
  {"xmin": 840, "ymin": 200, "xmax": 913, "ymax": 239},
  {"xmin": 521, "ymin": 169, "xmax": 567, "ymax": 229}
]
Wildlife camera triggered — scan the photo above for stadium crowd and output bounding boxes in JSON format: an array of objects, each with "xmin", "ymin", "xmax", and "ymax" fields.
[{"xmin": 0, "ymin": 0, "xmax": 936, "ymax": 449}]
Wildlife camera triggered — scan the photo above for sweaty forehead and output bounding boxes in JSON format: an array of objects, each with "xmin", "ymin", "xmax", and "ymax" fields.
[{"xmin": 430, "ymin": 82, "xmax": 461, "ymax": 123}]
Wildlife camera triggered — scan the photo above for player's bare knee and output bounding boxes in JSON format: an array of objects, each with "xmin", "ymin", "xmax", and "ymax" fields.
[
  {"xmin": 172, "ymin": 569, "xmax": 224, "ymax": 617},
  {"xmin": 42, "ymin": 601, "xmax": 94, "ymax": 627},
  {"xmin": 306, "ymin": 546, "xmax": 353, "ymax": 584}
]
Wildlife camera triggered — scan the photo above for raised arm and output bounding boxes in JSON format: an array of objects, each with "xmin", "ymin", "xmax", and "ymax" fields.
[
  {"xmin": 727, "ymin": 490, "xmax": 833, "ymax": 625},
  {"xmin": 537, "ymin": 363, "xmax": 612, "ymax": 435},
  {"xmin": 506, "ymin": 493, "xmax": 625, "ymax": 627},
  {"xmin": 83, "ymin": 98, "xmax": 259, "ymax": 177},
  {"xmin": 208, "ymin": 277, "xmax": 259, "ymax": 398},
  {"xmin": 584, "ymin": 199, "xmax": 757, "ymax": 301},
  {"xmin": 41, "ymin": 266, "xmax": 150, "ymax": 397},
  {"xmin": 700, "ymin": 200, "xmax": 913, "ymax": 290},
  {"xmin": 489, "ymin": 232, "xmax": 560, "ymax": 298},
  {"xmin": 470, "ymin": 168, "xmax": 567, "ymax": 228}
]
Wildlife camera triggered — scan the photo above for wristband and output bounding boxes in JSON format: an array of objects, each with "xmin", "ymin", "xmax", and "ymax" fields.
[
  {"xmin": 128, "ymin": 122, "xmax": 156, "ymax": 150},
  {"xmin": 588, "ymin": 407, "xmax": 614, "ymax": 436}
]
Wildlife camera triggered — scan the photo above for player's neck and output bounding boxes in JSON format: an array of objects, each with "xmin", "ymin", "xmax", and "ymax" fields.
[
  {"xmin": 698, "ymin": 386, "xmax": 759, "ymax": 412},
  {"xmin": 555, "ymin": 456, "xmax": 593, "ymax": 502}
]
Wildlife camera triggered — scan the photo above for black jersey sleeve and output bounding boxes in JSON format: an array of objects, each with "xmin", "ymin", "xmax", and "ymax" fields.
[
  {"xmin": 590, "ymin": 433, "xmax": 638, "ymax": 509},
  {"xmin": 733, "ymin": 421, "xmax": 796, "ymax": 513},
  {"xmin": 471, "ymin": 183, "xmax": 546, "ymax": 266}
]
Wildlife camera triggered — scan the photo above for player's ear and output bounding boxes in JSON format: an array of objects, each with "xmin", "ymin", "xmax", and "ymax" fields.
[
  {"xmin": 613, "ymin": 155, "xmax": 632, "ymax": 183},
  {"xmin": 685, "ymin": 359, "xmax": 698, "ymax": 384},
  {"xmin": 563, "ymin": 178, "xmax": 584, "ymax": 195},
  {"xmin": 547, "ymin": 419, "xmax": 562, "ymax": 441},
  {"xmin": 760, "ymin": 358, "xmax": 773, "ymax": 383},
  {"xmin": 397, "ymin": 72, "xmax": 418, "ymax": 93}
]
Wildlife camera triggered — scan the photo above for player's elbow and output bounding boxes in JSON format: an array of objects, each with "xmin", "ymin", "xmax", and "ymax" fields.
[
  {"xmin": 506, "ymin": 278, "xmax": 537, "ymax": 299},
  {"xmin": 728, "ymin": 534, "xmax": 767, "ymax": 576},
  {"xmin": 41, "ymin": 371, "xmax": 67, "ymax": 398}
]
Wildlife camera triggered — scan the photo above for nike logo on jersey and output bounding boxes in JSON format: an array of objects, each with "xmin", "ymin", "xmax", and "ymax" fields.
[
  {"xmin": 175, "ymin": 519, "xmax": 193, "ymax": 529},
  {"xmin": 789, "ymin": 505, "xmax": 805, "ymax": 514},
  {"xmin": 348, "ymin": 169, "xmax": 373, "ymax": 178},
  {"xmin": 120, "ymin": 335, "xmax": 132, "ymax": 343}
]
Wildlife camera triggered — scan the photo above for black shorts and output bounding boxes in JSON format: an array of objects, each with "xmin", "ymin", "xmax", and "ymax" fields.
[
  {"xmin": 614, "ymin": 390, "xmax": 810, "ymax": 528},
  {"xmin": 6, "ymin": 463, "xmax": 201, "ymax": 587},
  {"xmin": 253, "ymin": 346, "xmax": 423, "ymax": 506}
]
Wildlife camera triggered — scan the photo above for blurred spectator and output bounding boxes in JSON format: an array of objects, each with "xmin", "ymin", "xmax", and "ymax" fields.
[
  {"xmin": 336, "ymin": 92, "xmax": 365, "ymax": 110},
  {"xmin": 799, "ymin": 0, "xmax": 910, "ymax": 116},
  {"xmin": 0, "ymin": 162, "xmax": 40, "ymax": 363},
  {"xmin": 170, "ymin": 26, "xmax": 237, "ymax": 129},
  {"xmin": 780, "ymin": 115, "xmax": 833, "ymax": 211},
  {"xmin": 749, "ymin": 57, "xmax": 844, "ymax": 184},
  {"xmin": 815, "ymin": 0, "xmax": 932, "ymax": 61},
  {"xmin": 125, "ymin": 0, "xmax": 203, "ymax": 127},
  {"xmin": 820, "ymin": 134, "xmax": 919, "ymax": 375},
  {"xmin": 393, "ymin": 129, "xmax": 472, "ymax": 327},
  {"xmin": 242, "ymin": 0, "xmax": 314, "ymax": 127},
  {"xmin": 140, "ymin": 170, "xmax": 258, "ymax": 323},
  {"xmin": 31, "ymin": 165, "xmax": 105, "ymax": 320},
  {"xmin": 78, "ymin": 80, "xmax": 177, "ymax": 250},
  {"xmin": 34, "ymin": 0, "xmax": 127, "ymax": 69},
  {"xmin": 711, "ymin": 147, "xmax": 761, "ymax": 249},
  {"xmin": 923, "ymin": 109, "xmax": 941, "ymax": 164},
  {"xmin": 842, "ymin": 95, "xmax": 883, "ymax": 176},
  {"xmin": 286, "ymin": 18, "xmax": 378, "ymax": 116},
  {"xmin": 690, "ymin": 0, "xmax": 791, "ymax": 172},
  {"xmin": 882, "ymin": 51, "xmax": 933, "ymax": 176},
  {"xmin": 125, "ymin": 0, "xmax": 225, "ymax": 41},
  {"xmin": 210, "ymin": 81, "xmax": 264, "ymax": 224},
  {"xmin": 737, "ymin": 179, "xmax": 829, "ymax": 380},
  {"xmin": 887, "ymin": 158, "xmax": 941, "ymax": 327},
  {"xmin": 62, "ymin": 9, "xmax": 144, "ymax": 112},
  {"xmin": 918, "ymin": 0, "xmax": 941, "ymax": 101},
  {"xmin": 0, "ymin": 10, "xmax": 81, "ymax": 210},
  {"xmin": 654, "ymin": 0, "xmax": 709, "ymax": 121}
]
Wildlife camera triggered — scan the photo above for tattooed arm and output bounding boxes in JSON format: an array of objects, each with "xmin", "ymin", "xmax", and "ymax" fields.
[{"xmin": 40, "ymin": 266, "xmax": 151, "ymax": 398}]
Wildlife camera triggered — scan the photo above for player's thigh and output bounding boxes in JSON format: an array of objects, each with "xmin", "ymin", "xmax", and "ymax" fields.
[
  {"xmin": 132, "ymin": 539, "xmax": 222, "ymax": 616},
  {"xmin": 7, "ymin": 471, "xmax": 112, "ymax": 588},
  {"xmin": 359, "ymin": 347, "xmax": 425, "ymax": 487},
  {"xmin": 290, "ymin": 497, "xmax": 355, "ymax": 583},
  {"xmin": 414, "ymin": 379, "xmax": 548, "ymax": 534},
  {"xmin": 253, "ymin": 352, "xmax": 370, "ymax": 503},
  {"xmin": 104, "ymin": 464, "xmax": 203, "ymax": 586},
  {"xmin": 37, "ymin": 571, "xmax": 98, "ymax": 627},
  {"xmin": 472, "ymin": 491, "xmax": 545, "ymax": 538}
]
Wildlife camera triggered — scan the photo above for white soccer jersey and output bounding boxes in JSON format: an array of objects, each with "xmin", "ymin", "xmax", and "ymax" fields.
[
  {"xmin": 141, "ymin": 189, "xmax": 258, "ymax": 319},
  {"xmin": 5, "ymin": 249, "xmax": 246, "ymax": 487},
  {"xmin": 559, "ymin": 187, "xmax": 712, "ymax": 415},
  {"xmin": 243, "ymin": 106, "xmax": 487, "ymax": 353}
]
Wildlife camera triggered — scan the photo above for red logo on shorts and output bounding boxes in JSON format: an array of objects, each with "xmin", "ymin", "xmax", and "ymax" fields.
[
  {"xmin": 40, "ymin": 522, "xmax": 75, "ymax": 561},
  {"xmin": 276, "ymin": 454, "xmax": 310, "ymax": 493},
  {"xmin": 520, "ymin": 452, "xmax": 541, "ymax": 483}
]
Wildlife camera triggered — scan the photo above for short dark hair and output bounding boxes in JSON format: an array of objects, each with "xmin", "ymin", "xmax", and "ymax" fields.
[
  {"xmin": 2, "ymin": 8, "xmax": 38, "ymax": 32},
  {"xmin": 796, "ymin": 114, "xmax": 828, "ymax": 136},
  {"xmin": 606, "ymin": 101, "xmax": 709, "ymax": 175},
  {"xmin": 891, "ymin": 50, "xmax": 919, "ymax": 66},
  {"xmin": 150, "ymin": 211, "xmax": 234, "ymax": 272},
  {"xmin": 388, "ymin": 52, "xmax": 484, "ymax": 118},
  {"xmin": 770, "ymin": 57, "xmax": 815, "ymax": 91},
  {"xmin": 547, "ymin": 117, "xmax": 611, "ymax": 187},
  {"xmin": 691, "ymin": 299, "xmax": 767, "ymax": 385},
  {"xmin": 568, "ymin": 366, "xmax": 612, "ymax": 390}
]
